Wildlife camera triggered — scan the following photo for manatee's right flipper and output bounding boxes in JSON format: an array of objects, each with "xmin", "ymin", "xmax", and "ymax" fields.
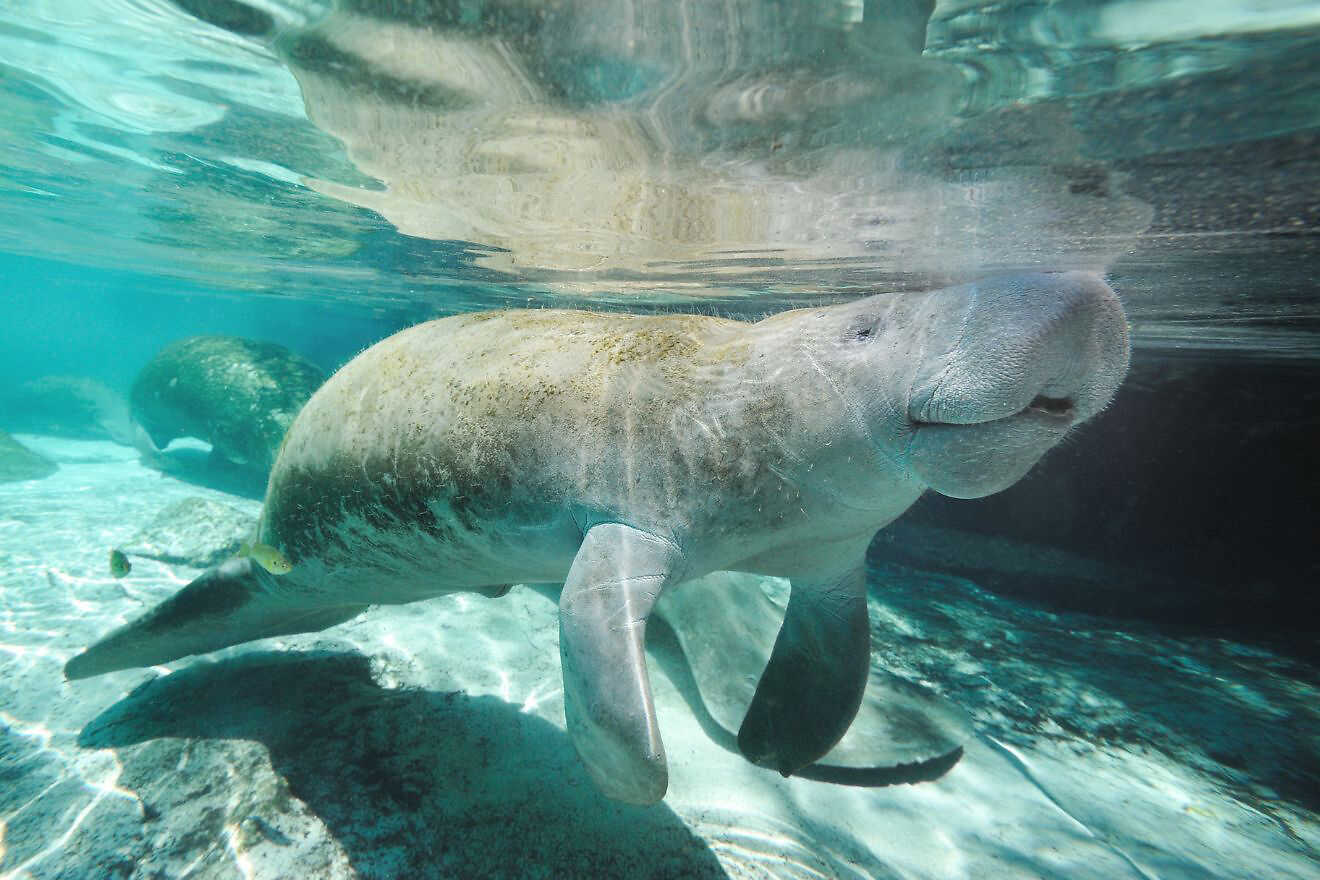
[
  {"xmin": 655, "ymin": 571, "xmax": 971, "ymax": 773},
  {"xmin": 65, "ymin": 557, "xmax": 366, "ymax": 680},
  {"xmin": 558, "ymin": 523, "xmax": 682, "ymax": 805}
]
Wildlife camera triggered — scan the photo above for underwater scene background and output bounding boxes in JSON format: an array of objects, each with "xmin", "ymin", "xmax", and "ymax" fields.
[{"xmin": 0, "ymin": 1, "xmax": 1317, "ymax": 878}]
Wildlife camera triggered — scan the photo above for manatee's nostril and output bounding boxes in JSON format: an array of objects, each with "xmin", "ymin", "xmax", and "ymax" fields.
[{"xmin": 1027, "ymin": 394, "xmax": 1074, "ymax": 416}]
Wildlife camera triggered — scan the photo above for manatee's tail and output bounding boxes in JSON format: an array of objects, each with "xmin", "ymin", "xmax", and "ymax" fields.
[{"xmin": 64, "ymin": 557, "xmax": 366, "ymax": 680}]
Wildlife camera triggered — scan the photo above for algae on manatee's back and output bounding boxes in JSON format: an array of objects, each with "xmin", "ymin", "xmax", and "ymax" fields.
[{"xmin": 0, "ymin": 430, "xmax": 57, "ymax": 483}]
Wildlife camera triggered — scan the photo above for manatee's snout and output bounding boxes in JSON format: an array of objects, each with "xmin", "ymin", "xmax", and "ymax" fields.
[
  {"xmin": 910, "ymin": 272, "xmax": 1129, "ymax": 427},
  {"xmin": 906, "ymin": 272, "xmax": 1129, "ymax": 499}
]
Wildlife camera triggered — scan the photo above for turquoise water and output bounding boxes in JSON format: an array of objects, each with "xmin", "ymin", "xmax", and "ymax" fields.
[{"xmin": 1, "ymin": 2, "xmax": 1317, "ymax": 878}]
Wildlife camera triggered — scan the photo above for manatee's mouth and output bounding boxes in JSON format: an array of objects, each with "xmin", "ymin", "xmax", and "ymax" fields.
[
  {"xmin": 1023, "ymin": 393, "xmax": 1075, "ymax": 419},
  {"xmin": 913, "ymin": 393, "xmax": 1076, "ymax": 427}
]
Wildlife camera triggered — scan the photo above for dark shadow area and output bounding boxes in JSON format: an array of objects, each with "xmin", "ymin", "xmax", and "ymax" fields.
[
  {"xmin": 80, "ymin": 651, "xmax": 728, "ymax": 879},
  {"xmin": 898, "ymin": 353, "xmax": 1320, "ymax": 663},
  {"xmin": 142, "ymin": 447, "xmax": 268, "ymax": 499}
]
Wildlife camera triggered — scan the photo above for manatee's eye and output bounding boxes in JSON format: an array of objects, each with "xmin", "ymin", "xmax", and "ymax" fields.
[{"xmin": 847, "ymin": 317, "xmax": 880, "ymax": 342}]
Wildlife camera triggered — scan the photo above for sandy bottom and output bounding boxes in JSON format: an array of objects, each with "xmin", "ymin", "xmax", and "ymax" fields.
[{"xmin": 1, "ymin": 436, "xmax": 1316, "ymax": 879}]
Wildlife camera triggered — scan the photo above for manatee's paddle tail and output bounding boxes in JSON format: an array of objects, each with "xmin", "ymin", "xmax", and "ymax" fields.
[
  {"xmin": 737, "ymin": 562, "xmax": 870, "ymax": 775},
  {"xmin": 64, "ymin": 558, "xmax": 366, "ymax": 680},
  {"xmin": 558, "ymin": 523, "xmax": 682, "ymax": 805}
]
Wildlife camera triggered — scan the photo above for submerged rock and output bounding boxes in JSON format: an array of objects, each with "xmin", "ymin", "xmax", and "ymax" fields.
[
  {"xmin": 130, "ymin": 335, "xmax": 325, "ymax": 476},
  {"xmin": 0, "ymin": 431, "xmax": 57, "ymax": 482},
  {"xmin": 121, "ymin": 496, "xmax": 259, "ymax": 568}
]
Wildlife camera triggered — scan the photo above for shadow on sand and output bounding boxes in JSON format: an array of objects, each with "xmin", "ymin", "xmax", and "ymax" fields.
[
  {"xmin": 142, "ymin": 447, "xmax": 268, "ymax": 498},
  {"xmin": 80, "ymin": 651, "xmax": 728, "ymax": 879}
]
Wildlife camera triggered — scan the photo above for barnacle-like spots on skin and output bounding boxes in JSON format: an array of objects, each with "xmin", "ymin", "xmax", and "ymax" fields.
[{"xmin": 589, "ymin": 324, "xmax": 703, "ymax": 367}]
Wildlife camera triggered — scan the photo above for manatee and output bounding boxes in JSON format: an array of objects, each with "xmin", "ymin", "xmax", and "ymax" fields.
[
  {"xmin": 67, "ymin": 272, "xmax": 1129, "ymax": 804},
  {"xmin": 2, "ymin": 376, "xmax": 133, "ymax": 445},
  {"xmin": 130, "ymin": 335, "xmax": 325, "ymax": 474}
]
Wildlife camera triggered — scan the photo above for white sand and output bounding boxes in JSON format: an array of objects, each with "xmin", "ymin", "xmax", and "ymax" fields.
[{"xmin": 1, "ymin": 436, "xmax": 1315, "ymax": 878}]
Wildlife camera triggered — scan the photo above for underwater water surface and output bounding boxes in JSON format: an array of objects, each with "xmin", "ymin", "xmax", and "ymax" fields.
[{"xmin": 0, "ymin": 1, "xmax": 1317, "ymax": 878}]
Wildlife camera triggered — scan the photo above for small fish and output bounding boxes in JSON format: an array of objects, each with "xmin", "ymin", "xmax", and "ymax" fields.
[
  {"xmin": 108, "ymin": 549, "xmax": 131, "ymax": 578},
  {"xmin": 239, "ymin": 541, "xmax": 294, "ymax": 575}
]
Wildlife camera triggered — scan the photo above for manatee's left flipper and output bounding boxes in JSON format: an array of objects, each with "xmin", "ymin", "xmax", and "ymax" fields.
[
  {"xmin": 559, "ymin": 523, "xmax": 682, "ymax": 805},
  {"xmin": 737, "ymin": 561, "xmax": 870, "ymax": 775}
]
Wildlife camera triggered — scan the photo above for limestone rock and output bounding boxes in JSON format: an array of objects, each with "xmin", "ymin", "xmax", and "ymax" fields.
[{"xmin": 122, "ymin": 496, "xmax": 258, "ymax": 567}]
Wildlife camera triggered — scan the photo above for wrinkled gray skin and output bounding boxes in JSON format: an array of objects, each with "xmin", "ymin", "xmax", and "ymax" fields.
[
  {"xmin": 68, "ymin": 272, "xmax": 1129, "ymax": 804},
  {"xmin": 130, "ymin": 336, "xmax": 325, "ymax": 474}
]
